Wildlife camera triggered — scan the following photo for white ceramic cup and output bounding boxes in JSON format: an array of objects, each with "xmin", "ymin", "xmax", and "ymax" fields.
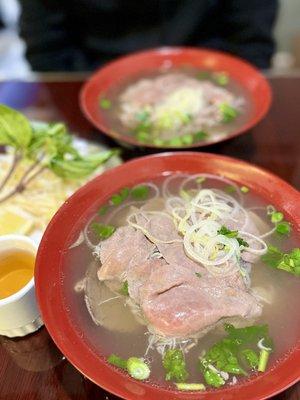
[{"xmin": 0, "ymin": 234, "xmax": 43, "ymax": 337}]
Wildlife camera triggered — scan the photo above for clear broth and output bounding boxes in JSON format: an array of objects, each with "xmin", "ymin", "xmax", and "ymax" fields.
[{"xmin": 62, "ymin": 176, "xmax": 300, "ymax": 389}]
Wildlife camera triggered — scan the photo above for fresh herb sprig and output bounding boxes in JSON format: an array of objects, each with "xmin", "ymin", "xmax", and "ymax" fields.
[
  {"xmin": 261, "ymin": 245, "xmax": 300, "ymax": 276},
  {"xmin": 162, "ymin": 349, "xmax": 189, "ymax": 382},
  {"xmin": 218, "ymin": 226, "xmax": 249, "ymax": 248},
  {"xmin": 199, "ymin": 324, "xmax": 273, "ymax": 388},
  {"xmin": 0, "ymin": 105, "xmax": 117, "ymax": 203}
]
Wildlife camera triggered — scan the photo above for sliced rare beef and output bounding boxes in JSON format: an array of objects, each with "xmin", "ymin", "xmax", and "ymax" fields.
[
  {"xmin": 140, "ymin": 263, "xmax": 261, "ymax": 337},
  {"xmin": 98, "ymin": 226, "xmax": 155, "ymax": 284}
]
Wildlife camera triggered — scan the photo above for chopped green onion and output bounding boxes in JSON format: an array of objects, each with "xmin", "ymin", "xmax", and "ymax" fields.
[
  {"xmin": 92, "ymin": 223, "xmax": 115, "ymax": 240},
  {"xmin": 213, "ymin": 72, "xmax": 229, "ymax": 86},
  {"xmin": 276, "ymin": 221, "xmax": 291, "ymax": 235},
  {"xmin": 271, "ymin": 211, "xmax": 284, "ymax": 224},
  {"xmin": 153, "ymin": 138, "xmax": 164, "ymax": 146},
  {"xmin": 194, "ymin": 131, "xmax": 208, "ymax": 141},
  {"xmin": 180, "ymin": 189, "xmax": 191, "ymax": 201},
  {"xmin": 181, "ymin": 134, "xmax": 194, "ymax": 145},
  {"xmin": 257, "ymin": 349, "xmax": 270, "ymax": 372},
  {"xmin": 225, "ymin": 185, "xmax": 236, "ymax": 193},
  {"xmin": 219, "ymin": 103, "xmax": 238, "ymax": 123},
  {"xmin": 119, "ymin": 281, "xmax": 129, "ymax": 296},
  {"xmin": 98, "ymin": 205, "xmax": 109, "ymax": 216},
  {"xmin": 240, "ymin": 186, "xmax": 249, "ymax": 194},
  {"xmin": 108, "ymin": 354, "xmax": 127, "ymax": 369},
  {"xmin": 168, "ymin": 137, "xmax": 183, "ymax": 147},
  {"xmin": 131, "ymin": 185, "xmax": 149, "ymax": 200},
  {"xmin": 136, "ymin": 131, "xmax": 150, "ymax": 142},
  {"xmin": 99, "ymin": 98, "xmax": 112, "ymax": 110},
  {"xmin": 127, "ymin": 357, "xmax": 150, "ymax": 380},
  {"xmin": 196, "ymin": 176, "xmax": 206, "ymax": 184},
  {"xmin": 197, "ymin": 71, "xmax": 210, "ymax": 80},
  {"xmin": 175, "ymin": 383, "xmax": 205, "ymax": 391}
]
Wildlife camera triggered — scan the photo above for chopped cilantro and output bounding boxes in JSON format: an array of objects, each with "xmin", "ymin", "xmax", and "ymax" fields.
[
  {"xmin": 219, "ymin": 102, "xmax": 238, "ymax": 123},
  {"xmin": 261, "ymin": 245, "xmax": 300, "ymax": 276},
  {"xmin": 110, "ymin": 187, "xmax": 130, "ymax": 205},
  {"xmin": 225, "ymin": 185, "xmax": 237, "ymax": 193},
  {"xmin": 162, "ymin": 349, "xmax": 189, "ymax": 382},
  {"xmin": 218, "ymin": 226, "xmax": 249, "ymax": 248},
  {"xmin": 98, "ymin": 205, "xmax": 109, "ymax": 216},
  {"xmin": 92, "ymin": 223, "xmax": 115, "ymax": 240},
  {"xmin": 195, "ymin": 272, "xmax": 202, "ymax": 278},
  {"xmin": 99, "ymin": 98, "xmax": 112, "ymax": 110},
  {"xmin": 198, "ymin": 323, "xmax": 273, "ymax": 388},
  {"xmin": 131, "ymin": 185, "xmax": 149, "ymax": 200},
  {"xmin": 119, "ymin": 280, "xmax": 129, "ymax": 296},
  {"xmin": 194, "ymin": 131, "xmax": 208, "ymax": 141}
]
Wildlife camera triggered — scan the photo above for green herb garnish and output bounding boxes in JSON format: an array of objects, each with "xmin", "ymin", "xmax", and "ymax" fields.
[
  {"xmin": 199, "ymin": 323, "xmax": 273, "ymax": 388},
  {"xmin": 261, "ymin": 245, "xmax": 300, "ymax": 276},
  {"xmin": 99, "ymin": 98, "xmax": 112, "ymax": 110},
  {"xmin": 108, "ymin": 354, "xmax": 150, "ymax": 380},
  {"xmin": 119, "ymin": 280, "xmax": 129, "ymax": 296},
  {"xmin": 175, "ymin": 383, "xmax": 205, "ymax": 391},
  {"xmin": 162, "ymin": 349, "xmax": 189, "ymax": 382},
  {"xmin": 219, "ymin": 102, "xmax": 238, "ymax": 123},
  {"xmin": 92, "ymin": 223, "xmax": 115, "ymax": 240},
  {"xmin": 127, "ymin": 357, "xmax": 150, "ymax": 380},
  {"xmin": 168, "ymin": 137, "xmax": 183, "ymax": 147},
  {"xmin": 98, "ymin": 205, "xmax": 109, "ymax": 216},
  {"xmin": 217, "ymin": 226, "xmax": 249, "ymax": 248},
  {"xmin": 240, "ymin": 186, "xmax": 249, "ymax": 194},
  {"xmin": 110, "ymin": 187, "xmax": 130, "ymax": 205},
  {"xmin": 271, "ymin": 211, "xmax": 283, "ymax": 224},
  {"xmin": 194, "ymin": 131, "xmax": 208, "ymax": 141},
  {"xmin": 197, "ymin": 71, "xmax": 210, "ymax": 80},
  {"xmin": 195, "ymin": 272, "xmax": 202, "ymax": 278},
  {"xmin": 107, "ymin": 354, "xmax": 127, "ymax": 369},
  {"xmin": 181, "ymin": 134, "xmax": 194, "ymax": 145},
  {"xmin": 0, "ymin": 105, "xmax": 116, "ymax": 204},
  {"xmin": 267, "ymin": 206, "xmax": 291, "ymax": 236},
  {"xmin": 276, "ymin": 221, "xmax": 291, "ymax": 235},
  {"xmin": 225, "ymin": 185, "xmax": 237, "ymax": 193},
  {"xmin": 131, "ymin": 185, "xmax": 149, "ymax": 200},
  {"xmin": 213, "ymin": 72, "xmax": 229, "ymax": 86}
]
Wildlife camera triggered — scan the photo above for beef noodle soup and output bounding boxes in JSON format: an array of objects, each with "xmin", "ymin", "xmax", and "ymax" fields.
[
  {"xmin": 64, "ymin": 174, "xmax": 300, "ymax": 391},
  {"xmin": 99, "ymin": 68, "xmax": 252, "ymax": 147}
]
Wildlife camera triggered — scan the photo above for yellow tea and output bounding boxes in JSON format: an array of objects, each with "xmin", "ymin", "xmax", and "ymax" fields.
[{"xmin": 0, "ymin": 249, "xmax": 35, "ymax": 299}]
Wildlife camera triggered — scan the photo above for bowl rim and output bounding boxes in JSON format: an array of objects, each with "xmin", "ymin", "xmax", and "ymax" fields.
[
  {"xmin": 80, "ymin": 46, "xmax": 272, "ymax": 149},
  {"xmin": 35, "ymin": 152, "xmax": 300, "ymax": 400}
]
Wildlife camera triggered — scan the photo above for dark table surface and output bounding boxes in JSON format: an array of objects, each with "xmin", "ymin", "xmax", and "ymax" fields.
[{"xmin": 0, "ymin": 74, "xmax": 299, "ymax": 400}]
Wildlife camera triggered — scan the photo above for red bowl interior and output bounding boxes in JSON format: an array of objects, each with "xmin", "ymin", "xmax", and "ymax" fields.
[
  {"xmin": 35, "ymin": 152, "xmax": 300, "ymax": 400},
  {"xmin": 80, "ymin": 47, "xmax": 272, "ymax": 149}
]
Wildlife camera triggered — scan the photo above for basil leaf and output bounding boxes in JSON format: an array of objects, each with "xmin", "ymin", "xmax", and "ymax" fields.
[{"xmin": 0, "ymin": 104, "xmax": 32, "ymax": 149}]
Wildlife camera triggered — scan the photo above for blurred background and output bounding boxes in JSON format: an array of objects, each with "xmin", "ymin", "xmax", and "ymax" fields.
[{"xmin": 0, "ymin": 0, "xmax": 299, "ymax": 78}]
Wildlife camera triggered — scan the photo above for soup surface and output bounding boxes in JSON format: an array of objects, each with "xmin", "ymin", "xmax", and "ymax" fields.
[
  {"xmin": 99, "ymin": 67, "xmax": 253, "ymax": 147},
  {"xmin": 63, "ymin": 174, "xmax": 300, "ymax": 390},
  {"xmin": 0, "ymin": 249, "xmax": 34, "ymax": 299}
]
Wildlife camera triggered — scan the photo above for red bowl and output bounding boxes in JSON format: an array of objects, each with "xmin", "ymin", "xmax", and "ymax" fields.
[
  {"xmin": 35, "ymin": 152, "xmax": 300, "ymax": 400},
  {"xmin": 80, "ymin": 47, "xmax": 272, "ymax": 149}
]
